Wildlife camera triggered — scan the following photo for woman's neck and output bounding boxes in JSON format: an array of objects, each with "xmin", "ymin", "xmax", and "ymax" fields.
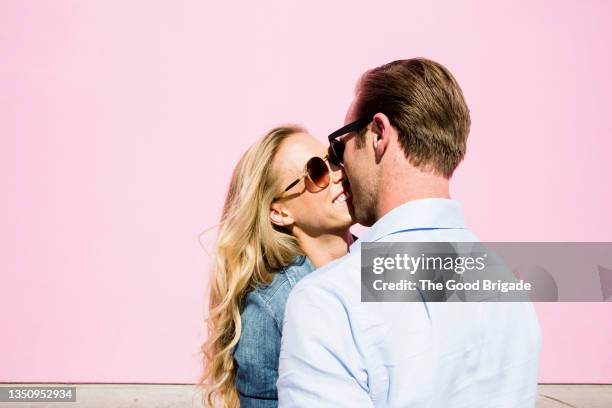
[{"xmin": 294, "ymin": 229, "xmax": 353, "ymax": 269}]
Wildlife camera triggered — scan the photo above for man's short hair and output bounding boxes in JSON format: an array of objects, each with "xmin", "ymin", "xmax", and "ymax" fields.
[{"xmin": 354, "ymin": 58, "xmax": 471, "ymax": 178}]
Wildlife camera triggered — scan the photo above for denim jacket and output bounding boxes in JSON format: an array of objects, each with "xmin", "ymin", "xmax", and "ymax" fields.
[{"xmin": 233, "ymin": 255, "xmax": 314, "ymax": 408}]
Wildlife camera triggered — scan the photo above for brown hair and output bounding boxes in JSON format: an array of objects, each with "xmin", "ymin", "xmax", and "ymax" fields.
[{"xmin": 354, "ymin": 58, "xmax": 471, "ymax": 178}]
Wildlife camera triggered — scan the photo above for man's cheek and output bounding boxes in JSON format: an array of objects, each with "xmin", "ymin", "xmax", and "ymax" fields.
[
  {"xmin": 343, "ymin": 162, "xmax": 356, "ymax": 184},
  {"xmin": 344, "ymin": 146, "xmax": 357, "ymax": 174}
]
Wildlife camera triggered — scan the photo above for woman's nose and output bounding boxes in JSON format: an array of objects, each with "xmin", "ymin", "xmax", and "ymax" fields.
[{"xmin": 330, "ymin": 162, "xmax": 346, "ymax": 184}]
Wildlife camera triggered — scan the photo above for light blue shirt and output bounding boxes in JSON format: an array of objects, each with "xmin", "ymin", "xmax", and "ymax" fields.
[{"xmin": 278, "ymin": 199, "xmax": 541, "ymax": 407}]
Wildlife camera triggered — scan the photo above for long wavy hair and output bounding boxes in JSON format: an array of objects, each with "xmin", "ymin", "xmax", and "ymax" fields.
[{"xmin": 199, "ymin": 125, "xmax": 306, "ymax": 407}]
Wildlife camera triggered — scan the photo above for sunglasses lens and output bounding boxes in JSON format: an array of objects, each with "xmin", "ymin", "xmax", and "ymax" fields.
[
  {"xmin": 305, "ymin": 157, "xmax": 330, "ymax": 191},
  {"xmin": 328, "ymin": 141, "xmax": 345, "ymax": 166}
]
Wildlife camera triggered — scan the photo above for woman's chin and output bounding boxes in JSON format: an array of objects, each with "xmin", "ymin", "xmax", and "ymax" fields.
[
  {"xmin": 330, "ymin": 201, "xmax": 351, "ymax": 218},
  {"xmin": 337, "ymin": 197, "xmax": 356, "ymax": 225},
  {"xmin": 336, "ymin": 210, "xmax": 355, "ymax": 229}
]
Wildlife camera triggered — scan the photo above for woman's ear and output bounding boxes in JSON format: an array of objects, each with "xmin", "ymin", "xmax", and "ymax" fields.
[
  {"xmin": 270, "ymin": 202, "xmax": 295, "ymax": 228},
  {"xmin": 371, "ymin": 112, "xmax": 392, "ymax": 163}
]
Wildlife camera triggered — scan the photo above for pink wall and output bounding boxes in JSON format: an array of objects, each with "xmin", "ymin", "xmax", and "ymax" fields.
[{"xmin": 1, "ymin": 0, "xmax": 611, "ymax": 384}]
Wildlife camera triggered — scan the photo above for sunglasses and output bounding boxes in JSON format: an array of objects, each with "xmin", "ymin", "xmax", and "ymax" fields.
[
  {"xmin": 274, "ymin": 155, "xmax": 332, "ymax": 201},
  {"xmin": 327, "ymin": 115, "xmax": 373, "ymax": 166}
]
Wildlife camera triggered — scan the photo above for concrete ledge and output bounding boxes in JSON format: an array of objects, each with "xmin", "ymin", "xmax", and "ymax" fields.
[
  {"xmin": 537, "ymin": 384, "xmax": 611, "ymax": 407},
  {"xmin": 0, "ymin": 384, "xmax": 610, "ymax": 407}
]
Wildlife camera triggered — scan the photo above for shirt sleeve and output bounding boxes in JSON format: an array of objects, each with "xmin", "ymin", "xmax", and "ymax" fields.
[
  {"xmin": 233, "ymin": 292, "xmax": 281, "ymax": 406},
  {"xmin": 277, "ymin": 283, "xmax": 375, "ymax": 407}
]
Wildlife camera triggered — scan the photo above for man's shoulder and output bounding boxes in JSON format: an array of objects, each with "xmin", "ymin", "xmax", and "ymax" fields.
[
  {"xmin": 284, "ymin": 251, "xmax": 361, "ymax": 317},
  {"xmin": 294, "ymin": 251, "xmax": 359, "ymax": 291}
]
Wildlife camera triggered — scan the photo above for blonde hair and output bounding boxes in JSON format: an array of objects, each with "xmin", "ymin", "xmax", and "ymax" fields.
[{"xmin": 199, "ymin": 125, "xmax": 306, "ymax": 407}]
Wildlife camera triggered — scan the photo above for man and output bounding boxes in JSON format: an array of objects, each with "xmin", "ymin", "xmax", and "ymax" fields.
[{"xmin": 277, "ymin": 58, "xmax": 541, "ymax": 407}]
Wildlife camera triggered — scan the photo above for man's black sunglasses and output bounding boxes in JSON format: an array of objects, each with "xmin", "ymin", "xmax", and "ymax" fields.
[{"xmin": 327, "ymin": 115, "xmax": 373, "ymax": 166}]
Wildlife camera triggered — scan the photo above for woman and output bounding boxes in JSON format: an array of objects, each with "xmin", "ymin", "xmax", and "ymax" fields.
[{"xmin": 200, "ymin": 125, "xmax": 355, "ymax": 407}]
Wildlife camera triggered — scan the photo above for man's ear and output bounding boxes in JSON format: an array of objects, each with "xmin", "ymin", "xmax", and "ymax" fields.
[
  {"xmin": 371, "ymin": 112, "xmax": 392, "ymax": 163},
  {"xmin": 270, "ymin": 202, "xmax": 295, "ymax": 228}
]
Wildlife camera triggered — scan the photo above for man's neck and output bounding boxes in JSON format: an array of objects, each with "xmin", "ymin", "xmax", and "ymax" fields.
[
  {"xmin": 376, "ymin": 166, "xmax": 450, "ymax": 220},
  {"xmin": 294, "ymin": 229, "xmax": 353, "ymax": 269}
]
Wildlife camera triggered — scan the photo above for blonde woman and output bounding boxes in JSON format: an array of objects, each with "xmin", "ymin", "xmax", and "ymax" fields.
[{"xmin": 200, "ymin": 125, "xmax": 354, "ymax": 407}]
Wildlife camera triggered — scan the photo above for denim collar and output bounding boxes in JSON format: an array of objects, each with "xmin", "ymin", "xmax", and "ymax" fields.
[{"xmin": 282, "ymin": 255, "xmax": 315, "ymax": 286}]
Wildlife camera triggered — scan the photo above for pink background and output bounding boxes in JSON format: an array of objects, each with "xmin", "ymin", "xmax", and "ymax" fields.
[{"xmin": 1, "ymin": 1, "xmax": 611, "ymax": 384}]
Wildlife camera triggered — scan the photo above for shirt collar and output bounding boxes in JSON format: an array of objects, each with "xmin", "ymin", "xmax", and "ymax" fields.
[{"xmin": 349, "ymin": 198, "xmax": 467, "ymax": 251}]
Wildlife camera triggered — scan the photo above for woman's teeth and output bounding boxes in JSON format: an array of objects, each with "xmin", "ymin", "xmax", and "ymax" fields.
[{"xmin": 333, "ymin": 191, "xmax": 352, "ymax": 204}]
